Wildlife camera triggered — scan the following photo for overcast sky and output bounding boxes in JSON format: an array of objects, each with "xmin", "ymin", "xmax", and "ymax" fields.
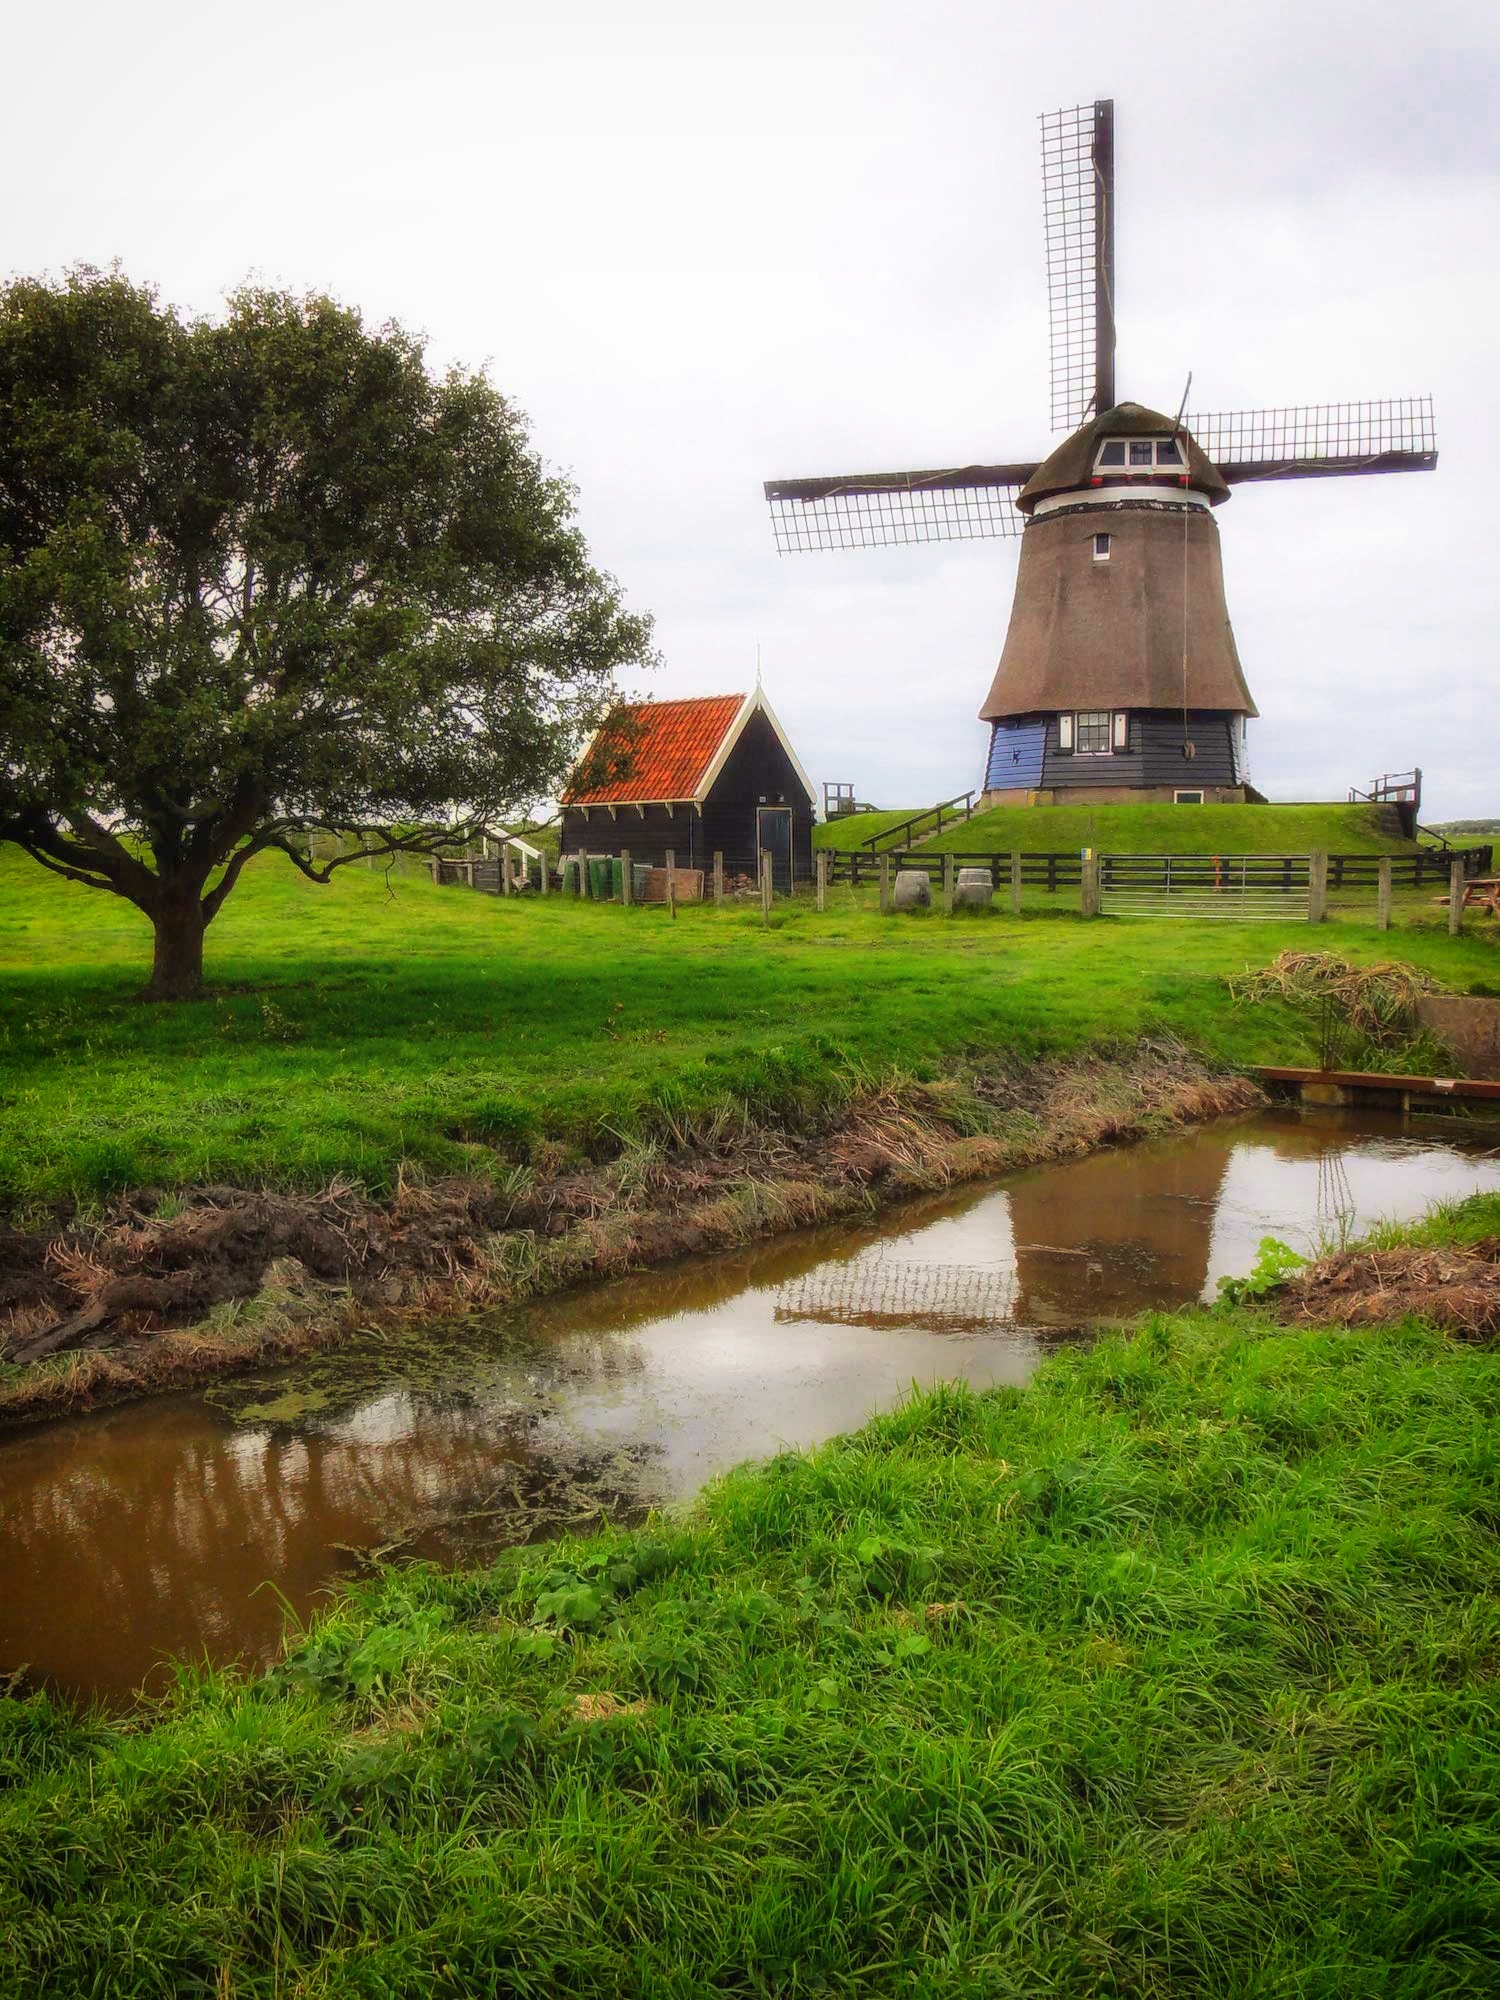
[{"xmin": 7, "ymin": 0, "xmax": 1498, "ymax": 817}]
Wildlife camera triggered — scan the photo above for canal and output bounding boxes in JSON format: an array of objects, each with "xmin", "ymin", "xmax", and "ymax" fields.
[{"xmin": 3, "ymin": 1105, "xmax": 1497, "ymax": 1704}]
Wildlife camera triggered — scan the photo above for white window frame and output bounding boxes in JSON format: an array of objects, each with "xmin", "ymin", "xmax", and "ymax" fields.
[
  {"xmin": 1093, "ymin": 437, "xmax": 1186, "ymax": 475},
  {"xmin": 1174, "ymin": 789, "xmax": 1205, "ymax": 804},
  {"xmin": 1058, "ymin": 712, "xmax": 1074, "ymax": 752},
  {"xmin": 1074, "ymin": 709, "xmax": 1112, "ymax": 757},
  {"xmin": 1112, "ymin": 710, "xmax": 1129, "ymax": 751},
  {"xmin": 1093, "ymin": 531, "xmax": 1111, "ymax": 561}
]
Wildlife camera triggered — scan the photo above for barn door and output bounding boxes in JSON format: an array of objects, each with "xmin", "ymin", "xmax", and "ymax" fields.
[{"xmin": 756, "ymin": 807, "xmax": 793, "ymax": 894}]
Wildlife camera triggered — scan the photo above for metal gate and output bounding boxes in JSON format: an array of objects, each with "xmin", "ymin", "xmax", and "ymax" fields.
[{"xmin": 1099, "ymin": 853, "xmax": 1312, "ymax": 921}]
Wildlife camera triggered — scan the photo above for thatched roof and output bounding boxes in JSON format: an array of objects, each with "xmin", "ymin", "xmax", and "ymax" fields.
[
  {"xmin": 979, "ymin": 501, "xmax": 1257, "ymax": 719},
  {"xmin": 1018, "ymin": 403, "xmax": 1230, "ymax": 514}
]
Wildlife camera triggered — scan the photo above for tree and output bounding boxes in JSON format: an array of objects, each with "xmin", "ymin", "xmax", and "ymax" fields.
[{"xmin": 0, "ymin": 270, "xmax": 654, "ymax": 998}]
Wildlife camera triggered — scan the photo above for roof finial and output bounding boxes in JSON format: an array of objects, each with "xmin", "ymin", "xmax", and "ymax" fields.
[{"xmin": 755, "ymin": 643, "xmax": 763, "ymax": 694}]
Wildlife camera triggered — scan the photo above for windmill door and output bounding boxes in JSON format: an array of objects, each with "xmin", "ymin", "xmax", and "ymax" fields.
[{"xmin": 756, "ymin": 807, "xmax": 793, "ymax": 894}]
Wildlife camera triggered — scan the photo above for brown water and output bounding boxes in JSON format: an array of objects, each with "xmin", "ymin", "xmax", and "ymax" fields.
[{"xmin": 4, "ymin": 1106, "xmax": 1498, "ymax": 1705}]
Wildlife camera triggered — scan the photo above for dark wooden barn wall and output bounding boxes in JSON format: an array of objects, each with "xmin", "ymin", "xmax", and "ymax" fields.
[
  {"xmin": 1038, "ymin": 710, "xmax": 1241, "ymax": 790},
  {"xmin": 560, "ymin": 711, "xmax": 815, "ymax": 880}
]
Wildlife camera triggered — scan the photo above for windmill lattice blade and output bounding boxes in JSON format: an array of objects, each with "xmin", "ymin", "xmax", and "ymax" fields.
[
  {"xmin": 1187, "ymin": 398, "xmax": 1437, "ymax": 482},
  {"xmin": 1041, "ymin": 103, "xmax": 1101, "ymax": 432},
  {"xmin": 764, "ymin": 465, "xmax": 1035, "ymax": 552}
]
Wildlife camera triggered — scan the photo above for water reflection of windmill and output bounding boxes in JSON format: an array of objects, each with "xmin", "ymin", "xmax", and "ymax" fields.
[
  {"xmin": 1006, "ymin": 1136, "xmax": 1234, "ymax": 1321},
  {"xmin": 766, "ymin": 101, "xmax": 1437, "ymax": 804},
  {"xmin": 774, "ymin": 1256, "xmax": 1018, "ymax": 1334}
]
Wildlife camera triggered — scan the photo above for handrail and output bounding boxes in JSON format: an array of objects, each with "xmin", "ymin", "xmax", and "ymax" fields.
[{"xmin": 860, "ymin": 790, "xmax": 976, "ymax": 852}]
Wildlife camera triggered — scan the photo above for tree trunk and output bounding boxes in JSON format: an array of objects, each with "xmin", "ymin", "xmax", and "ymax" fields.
[{"xmin": 144, "ymin": 892, "xmax": 208, "ymax": 1001}]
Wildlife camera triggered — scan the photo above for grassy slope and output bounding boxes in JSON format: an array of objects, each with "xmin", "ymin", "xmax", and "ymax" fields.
[
  {"xmin": 811, "ymin": 808, "xmax": 919, "ymax": 849},
  {"xmin": 919, "ymin": 801, "xmax": 1417, "ymax": 856},
  {"xmin": 3, "ymin": 847, "xmax": 1497, "ymax": 1213},
  {"xmin": 4, "ymin": 1193, "xmax": 1498, "ymax": 1996}
]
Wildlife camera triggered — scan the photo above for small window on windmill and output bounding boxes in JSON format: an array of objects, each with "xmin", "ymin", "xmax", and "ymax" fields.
[
  {"xmin": 1112, "ymin": 711, "xmax": 1129, "ymax": 750},
  {"xmin": 1128, "ymin": 441, "xmax": 1154, "ymax": 467},
  {"xmin": 1174, "ymin": 790, "xmax": 1205, "ymax": 805},
  {"xmin": 1058, "ymin": 713, "xmax": 1075, "ymax": 752},
  {"xmin": 1156, "ymin": 439, "xmax": 1184, "ymax": 465},
  {"xmin": 1093, "ymin": 532, "xmax": 1111, "ymax": 561},
  {"xmin": 1097, "ymin": 441, "xmax": 1127, "ymax": 469},
  {"xmin": 1076, "ymin": 710, "xmax": 1111, "ymax": 755}
]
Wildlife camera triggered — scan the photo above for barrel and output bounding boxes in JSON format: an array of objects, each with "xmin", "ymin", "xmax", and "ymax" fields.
[
  {"xmin": 954, "ymin": 866, "xmax": 993, "ymax": 911},
  {"xmin": 893, "ymin": 868, "xmax": 931, "ymax": 911}
]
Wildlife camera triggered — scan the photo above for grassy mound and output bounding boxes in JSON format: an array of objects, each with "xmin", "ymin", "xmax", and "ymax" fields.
[
  {"xmin": 910, "ymin": 802, "xmax": 1418, "ymax": 857},
  {"xmin": 4, "ymin": 1195, "xmax": 1498, "ymax": 1994},
  {"xmin": 811, "ymin": 808, "xmax": 920, "ymax": 849}
]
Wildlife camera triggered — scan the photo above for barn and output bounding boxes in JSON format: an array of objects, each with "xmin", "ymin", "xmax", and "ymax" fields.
[{"xmin": 559, "ymin": 690, "xmax": 816, "ymax": 892}]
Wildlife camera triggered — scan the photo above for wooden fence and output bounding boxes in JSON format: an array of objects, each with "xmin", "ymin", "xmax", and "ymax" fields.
[{"xmin": 826, "ymin": 845, "xmax": 1490, "ymax": 894}]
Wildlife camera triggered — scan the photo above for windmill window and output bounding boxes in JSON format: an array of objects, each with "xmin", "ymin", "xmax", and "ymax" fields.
[
  {"xmin": 1097, "ymin": 441, "xmax": 1127, "ymax": 468},
  {"xmin": 1093, "ymin": 532, "xmax": 1111, "ymax": 560},
  {"xmin": 1128, "ymin": 441, "xmax": 1155, "ymax": 466},
  {"xmin": 1156, "ymin": 439, "xmax": 1183, "ymax": 465},
  {"xmin": 1075, "ymin": 710, "xmax": 1112, "ymax": 755}
]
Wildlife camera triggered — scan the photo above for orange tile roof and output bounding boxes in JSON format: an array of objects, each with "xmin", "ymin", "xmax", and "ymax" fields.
[{"xmin": 563, "ymin": 694, "xmax": 747, "ymax": 805}]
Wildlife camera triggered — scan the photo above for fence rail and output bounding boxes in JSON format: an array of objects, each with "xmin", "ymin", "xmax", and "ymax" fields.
[{"xmin": 824, "ymin": 845, "xmax": 1491, "ymax": 893}]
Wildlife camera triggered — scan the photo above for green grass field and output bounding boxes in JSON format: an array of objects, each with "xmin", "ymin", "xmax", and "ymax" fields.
[
  {"xmin": 4, "ymin": 1191, "xmax": 1497, "ymax": 1996},
  {"xmin": 3, "ymin": 847, "xmax": 1498, "ymax": 1215}
]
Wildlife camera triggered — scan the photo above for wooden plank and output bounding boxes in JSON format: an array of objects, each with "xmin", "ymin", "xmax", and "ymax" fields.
[
  {"xmin": 1378, "ymin": 856, "xmax": 1391, "ymax": 932},
  {"xmin": 1009, "ymin": 851, "xmax": 1022, "ymax": 917}
]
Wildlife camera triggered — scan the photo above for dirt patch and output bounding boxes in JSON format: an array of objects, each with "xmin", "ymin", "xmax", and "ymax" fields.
[
  {"xmin": 0, "ymin": 1043, "xmax": 1262, "ymax": 1427},
  {"xmin": 1278, "ymin": 1239, "xmax": 1500, "ymax": 1339}
]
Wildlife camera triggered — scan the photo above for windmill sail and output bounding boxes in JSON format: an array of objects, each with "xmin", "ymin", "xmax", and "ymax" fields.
[
  {"xmin": 1041, "ymin": 100, "xmax": 1115, "ymax": 432},
  {"xmin": 764, "ymin": 465, "xmax": 1035, "ymax": 553},
  {"xmin": 1187, "ymin": 398, "xmax": 1437, "ymax": 483}
]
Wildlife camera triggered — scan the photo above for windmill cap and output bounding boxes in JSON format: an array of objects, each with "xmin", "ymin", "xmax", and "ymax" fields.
[{"xmin": 1017, "ymin": 402, "xmax": 1230, "ymax": 513}]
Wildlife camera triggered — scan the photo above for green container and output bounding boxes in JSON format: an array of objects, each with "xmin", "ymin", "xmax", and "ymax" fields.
[
  {"xmin": 609, "ymin": 857, "xmax": 624, "ymax": 901},
  {"xmin": 588, "ymin": 857, "xmax": 612, "ymax": 901}
]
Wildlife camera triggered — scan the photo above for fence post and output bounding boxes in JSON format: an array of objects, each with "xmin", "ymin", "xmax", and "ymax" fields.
[
  {"xmin": 815, "ymin": 848, "xmax": 828, "ymax": 913},
  {"xmin": 1377, "ymin": 856, "xmax": 1391, "ymax": 932},
  {"xmin": 713, "ymin": 851, "xmax": 724, "ymax": 907},
  {"xmin": 620, "ymin": 848, "xmax": 632, "ymax": 907},
  {"xmin": 577, "ymin": 848, "xmax": 589, "ymax": 898},
  {"xmin": 1449, "ymin": 858, "xmax": 1465, "ymax": 936},
  {"xmin": 665, "ymin": 848, "xmax": 675, "ymax": 903},
  {"xmin": 1081, "ymin": 849, "xmax": 1100, "ymax": 919},
  {"xmin": 879, "ymin": 853, "xmax": 892, "ymax": 914},
  {"xmin": 760, "ymin": 849, "xmax": 773, "ymax": 924},
  {"xmin": 539, "ymin": 846, "xmax": 549, "ymax": 896},
  {"xmin": 942, "ymin": 852, "xmax": 955, "ymax": 916},
  {"xmin": 1308, "ymin": 851, "xmax": 1328, "ymax": 924},
  {"xmin": 429, "ymin": 855, "xmax": 440, "ymax": 886},
  {"xmin": 1009, "ymin": 851, "xmax": 1022, "ymax": 917}
]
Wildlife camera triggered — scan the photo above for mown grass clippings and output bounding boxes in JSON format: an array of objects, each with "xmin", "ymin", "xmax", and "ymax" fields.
[
  {"xmin": 2, "ymin": 1233, "xmax": 1498, "ymax": 1996},
  {"xmin": 1229, "ymin": 948, "xmax": 1445, "ymax": 1049},
  {"xmin": 1274, "ymin": 1190, "xmax": 1500, "ymax": 1339}
]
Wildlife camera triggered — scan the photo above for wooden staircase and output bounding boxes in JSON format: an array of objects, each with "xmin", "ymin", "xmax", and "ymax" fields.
[{"xmin": 860, "ymin": 792, "xmax": 977, "ymax": 852}]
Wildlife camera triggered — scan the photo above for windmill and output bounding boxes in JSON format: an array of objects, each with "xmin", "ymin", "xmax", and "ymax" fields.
[{"xmin": 764, "ymin": 100, "xmax": 1437, "ymax": 806}]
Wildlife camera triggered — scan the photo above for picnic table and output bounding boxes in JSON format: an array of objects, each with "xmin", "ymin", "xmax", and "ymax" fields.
[{"xmin": 1460, "ymin": 876, "xmax": 1500, "ymax": 917}]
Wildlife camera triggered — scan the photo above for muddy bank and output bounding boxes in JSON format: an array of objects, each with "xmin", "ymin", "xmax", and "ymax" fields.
[
  {"xmin": 0, "ymin": 1043, "xmax": 1260, "ymax": 1426},
  {"xmin": 1277, "ymin": 1238, "xmax": 1500, "ymax": 1338}
]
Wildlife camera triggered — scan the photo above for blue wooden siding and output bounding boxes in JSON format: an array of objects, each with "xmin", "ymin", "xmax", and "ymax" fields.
[{"xmin": 985, "ymin": 717, "xmax": 1047, "ymax": 790}]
